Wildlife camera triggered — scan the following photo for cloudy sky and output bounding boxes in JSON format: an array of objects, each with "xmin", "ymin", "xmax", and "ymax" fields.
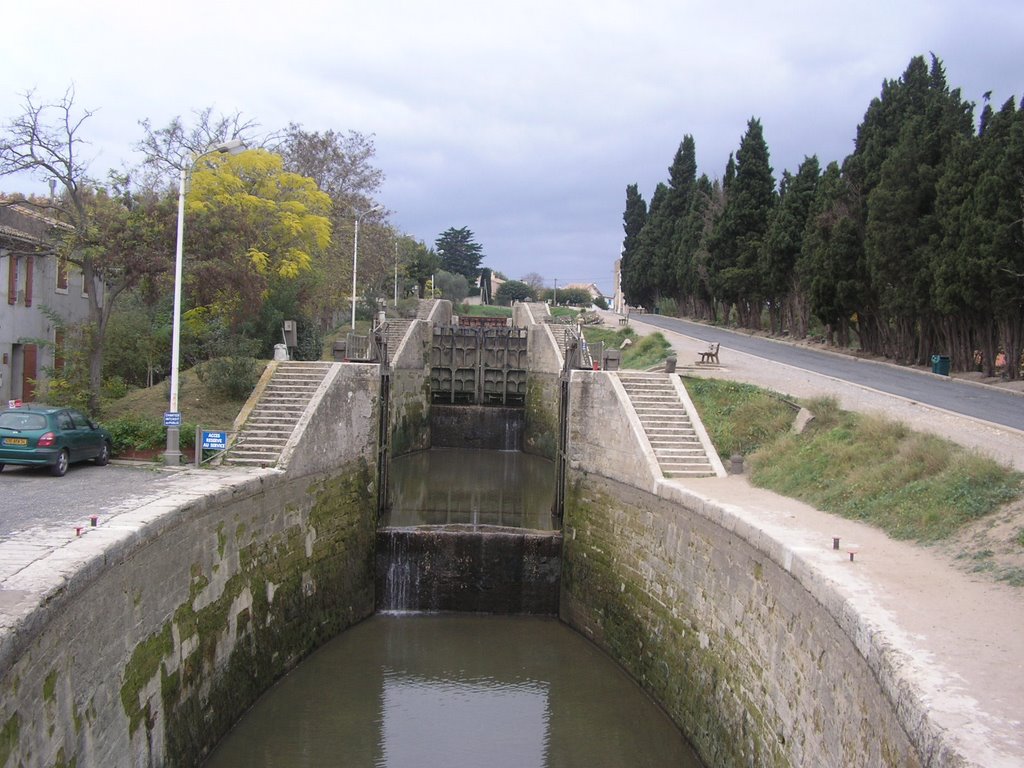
[{"xmin": 3, "ymin": 0, "xmax": 1022, "ymax": 294}]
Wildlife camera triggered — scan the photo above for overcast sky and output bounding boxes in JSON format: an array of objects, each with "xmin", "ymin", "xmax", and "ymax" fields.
[{"xmin": 3, "ymin": 1, "xmax": 1022, "ymax": 294}]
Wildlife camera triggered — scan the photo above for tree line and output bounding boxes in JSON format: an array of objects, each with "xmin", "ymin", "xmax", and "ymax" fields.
[
  {"xmin": 620, "ymin": 55, "xmax": 1024, "ymax": 380},
  {"xmin": 0, "ymin": 91, "xmax": 498, "ymax": 412}
]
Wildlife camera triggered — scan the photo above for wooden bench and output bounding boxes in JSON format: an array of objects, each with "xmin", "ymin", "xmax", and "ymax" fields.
[
  {"xmin": 698, "ymin": 342, "xmax": 720, "ymax": 365},
  {"xmin": 619, "ymin": 315, "xmax": 628, "ymax": 326}
]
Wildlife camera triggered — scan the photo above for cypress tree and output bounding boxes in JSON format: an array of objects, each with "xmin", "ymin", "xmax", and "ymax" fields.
[
  {"xmin": 762, "ymin": 156, "xmax": 820, "ymax": 333},
  {"xmin": 620, "ymin": 183, "xmax": 648, "ymax": 307},
  {"xmin": 633, "ymin": 183, "xmax": 670, "ymax": 310},
  {"xmin": 859, "ymin": 55, "xmax": 974, "ymax": 362},
  {"xmin": 710, "ymin": 118, "xmax": 776, "ymax": 327}
]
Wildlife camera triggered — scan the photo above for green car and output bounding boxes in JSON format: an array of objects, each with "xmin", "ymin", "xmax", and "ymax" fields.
[{"xmin": 0, "ymin": 404, "xmax": 112, "ymax": 477}]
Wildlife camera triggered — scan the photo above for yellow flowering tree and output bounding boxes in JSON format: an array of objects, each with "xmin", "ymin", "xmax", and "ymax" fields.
[{"xmin": 184, "ymin": 149, "xmax": 332, "ymax": 332}]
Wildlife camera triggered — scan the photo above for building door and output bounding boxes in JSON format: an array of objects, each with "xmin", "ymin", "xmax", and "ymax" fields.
[{"xmin": 14, "ymin": 344, "xmax": 37, "ymax": 402}]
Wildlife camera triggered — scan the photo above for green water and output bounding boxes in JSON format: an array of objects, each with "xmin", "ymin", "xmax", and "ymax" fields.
[{"xmin": 203, "ymin": 614, "xmax": 703, "ymax": 767}]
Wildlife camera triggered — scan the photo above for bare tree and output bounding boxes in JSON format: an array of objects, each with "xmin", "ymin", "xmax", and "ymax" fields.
[
  {"xmin": 135, "ymin": 107, "xmax": 259, "ymax": 187},
  {"xmin": 520, "ymin": 271, "xmax": 546, "ymax": 293}
]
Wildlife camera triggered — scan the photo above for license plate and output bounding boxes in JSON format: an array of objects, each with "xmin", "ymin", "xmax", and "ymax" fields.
[{"xmin": 2, "ymin": 437, "xmax": 28, "ymax": 446}]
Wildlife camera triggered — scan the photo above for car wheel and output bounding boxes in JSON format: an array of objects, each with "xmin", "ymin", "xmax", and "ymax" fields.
[
  {"xmin": 0, "ymin": 463, "xmax": 4, "ymax": 472},
  {"xmin": 94, "ymin": 441, "xmax": 111, "ymax": 466},
  {"xmin": 50, "ymin": 449, "xmax": 69, "ymax": 477}
]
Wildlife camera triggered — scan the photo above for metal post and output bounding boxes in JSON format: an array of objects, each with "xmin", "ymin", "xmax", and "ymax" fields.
[
  {"xmin": 350, "ymin": 203, "xmax": 383, "ymax": 330},
  {"xmin": 164, "ymin": 167, "xmax": 187, "ymax": 466},
  {"xmin": 351, "ymin": 214, "xmax": 361, "ymax": 330}
]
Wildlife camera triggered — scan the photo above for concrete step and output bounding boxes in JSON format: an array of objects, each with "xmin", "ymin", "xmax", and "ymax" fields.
[
  {"xmin": 618, "ymin": 370, "xmax": 720, "ymax": 478},
  {"xmin": 224, "ymin": 361, "xmax": 334, "ymax": 468}
]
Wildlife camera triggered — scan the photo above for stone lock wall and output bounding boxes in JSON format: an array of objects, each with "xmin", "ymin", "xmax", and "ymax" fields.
[
  {"xmin": 560, "ymin": 474, "xmax": 925, "ymax": 768},
  {"xmin": 0, "ymin": 367, "xmax": 382, "ymax": 767},
  {"xmin": 560, "ymin": 371, "xmax": 938, "ymax": 768}
]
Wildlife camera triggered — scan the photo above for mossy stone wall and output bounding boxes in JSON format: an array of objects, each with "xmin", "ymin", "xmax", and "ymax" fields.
[
  {"xmin": 560, "ymin": 471, "xmax": 924, "ymax": 768},
  {"xmin": 0, "ymin": 465, "xmax": 378, "ymax": 768}
]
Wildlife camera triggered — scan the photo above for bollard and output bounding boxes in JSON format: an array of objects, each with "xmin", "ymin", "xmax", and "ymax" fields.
[
  {"xmin": 90, "ymin": 515, "xmax": 99, "ymax": 527},
  {"xmin": 75, "ymin": 527, "xmax": 83, "ymax": 537},
  {"xmin": 832, "ymin": 536, "xmax": 840, "ymax": 550}
]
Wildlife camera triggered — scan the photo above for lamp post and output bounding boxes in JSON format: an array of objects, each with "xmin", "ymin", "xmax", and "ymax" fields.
[
  {"xmin": 165, "ymin": 139, "xmax": 246, "ymax": 466},
  {"xmin": 350, "ymin": 203, "xmax": 383, "ymax": 330}
]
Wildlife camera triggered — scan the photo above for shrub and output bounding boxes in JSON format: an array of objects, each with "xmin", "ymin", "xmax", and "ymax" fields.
[
  {"xmin": 105, "ymin": 414, "xmax": 196, "ymax": 454},
  {"xmin": 200, "ymin": 356, "xmax": 259, "ymax": 401},
  {"xmin": 656, "ymin": 297, "xmax": 678, "ymax": 316},
  {"xmin": 102, "ymin": 376, "xmax": 130, "ymax": 400},
  {"xmin": 105, "ymin": 415, "xmax": 166, "ymax": 453}
]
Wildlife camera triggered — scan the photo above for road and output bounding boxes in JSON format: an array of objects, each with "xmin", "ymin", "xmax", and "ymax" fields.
[
  {"xmin": 0, "ymin": 462, "xmax": 179, "ymax": 539},
  {"xmin": 636, "ymin": 314, "xmax": 1024, "ymax": 432}
]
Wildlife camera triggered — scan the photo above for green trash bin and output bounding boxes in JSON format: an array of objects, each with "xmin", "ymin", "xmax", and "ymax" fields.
[{"xmin": 931, "ymin": 354, "xmax": 950, "ymax": 376}]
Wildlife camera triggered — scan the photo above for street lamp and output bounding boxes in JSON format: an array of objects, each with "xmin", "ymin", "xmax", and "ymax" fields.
[
  {"xmin": 350, "ymin": 203, "xmax": 384, "ymax": 330},
  {"xmin": 165, "ymin": 139, "xmax": 247, "ymax": 466}
]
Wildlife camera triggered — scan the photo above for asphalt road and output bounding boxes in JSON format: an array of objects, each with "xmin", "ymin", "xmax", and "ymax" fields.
[
  {"xmin": 636, "ymin": 314, "xmax": 1024, "ymax": 432},
  {"xmin": 0, "ymin": 462, "xmax": 177, "ymax": 539}
]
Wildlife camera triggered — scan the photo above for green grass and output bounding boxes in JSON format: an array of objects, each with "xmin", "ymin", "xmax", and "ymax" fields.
[
  {"xmin": 550, "ymin": 306, "xmax": 580, "ymax": 319},
  {"xmin": 746, "ymin": 397, "xmax": 1024, "ymax": 543},
  {"xmin": 102, "ymin": 363, "xmax": 260, "ymax": 431},
  {"xmin": 685, "ymin": 382, "xmax": 1023, "ymax": 546},
  {"xmin": 583, "ymin": 327, "xmax": 672, "ymax": 369},
  {"xmin": 683, "ymin": 377, "xmax": 797, "ymax": 458}
]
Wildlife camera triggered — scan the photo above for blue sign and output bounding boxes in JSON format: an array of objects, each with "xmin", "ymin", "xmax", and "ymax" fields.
[
  {"xmin": 163, "ymin": 411, "xmax": 182, "ymax": 427},
  {"xmin": 201, "ymin": 431, "xmax": 228, "ymax": 451}
]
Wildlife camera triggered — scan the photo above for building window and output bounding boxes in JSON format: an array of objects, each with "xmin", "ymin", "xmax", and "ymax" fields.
[
  {"xmin": 81, "ymin": 268, "xmax": 89, "ymax": 297},
  {"xmin": 56, "ymin": 256, "xmax": 69, "ymax": 293},
  {"xmin": 7, "ymin": 255, "xmax": 16, "ymax": 305},
  {"xmin": 24, "ymin": 256, "xmax": 33, "ymax": 307}
]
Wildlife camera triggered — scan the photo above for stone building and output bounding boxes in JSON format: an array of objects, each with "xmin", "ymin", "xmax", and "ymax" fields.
[{"xmin": 0, "ymin": 203, "xmax": 96, "ymax": 403}]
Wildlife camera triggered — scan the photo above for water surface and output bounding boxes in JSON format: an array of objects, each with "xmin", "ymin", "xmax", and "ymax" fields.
[
  {"xmin": 383, "ymin": 448, "xmax": 556, "ymax": 529},
  {"xmin": 204, "ymin": 614, "xmax": 702, "ymax": 768}
]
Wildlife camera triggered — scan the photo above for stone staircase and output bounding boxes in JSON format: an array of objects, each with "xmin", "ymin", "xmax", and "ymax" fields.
[
  {"xmin": 617, "ymin": 371, "xmax": 718, "ymax": 478},
  {"xmin": 224, "ymin": 361, "xmax": 334, "ymax": 467},
  {"xmin": 382, "ymin": 320, "xmax": 413, "ymax": 362}
]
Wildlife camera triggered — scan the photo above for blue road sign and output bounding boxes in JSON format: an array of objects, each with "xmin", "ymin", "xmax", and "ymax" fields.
[
  {"xmin": 201, "ymin": 431, "xmax": 228, "ymax": 451},
  {"xmin": 163, "ymin": 412, "xmax": 182, "ymax": 427}
]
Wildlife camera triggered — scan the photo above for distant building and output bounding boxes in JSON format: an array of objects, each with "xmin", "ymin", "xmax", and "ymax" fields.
[
  {"xmin": 613, "ymin": 258, "xmax": 624, "ymax": 314},
  {"xmin": 0, "ymin": 204, "xmax": 96, "ymax": 403},
  {"xmin": 464, "ymin": 272, "xmax": 505, "ymax": 305}
]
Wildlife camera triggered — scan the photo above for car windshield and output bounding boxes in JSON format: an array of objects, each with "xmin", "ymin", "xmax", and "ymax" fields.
[{"xmin": 0, "ymin": 412, "xmax": 48, "ymax": 430}]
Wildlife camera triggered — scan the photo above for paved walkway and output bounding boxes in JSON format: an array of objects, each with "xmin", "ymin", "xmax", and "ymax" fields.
[{"xmin": 624, "ymin": 313, "xmax": 1024, "ymax": 767}]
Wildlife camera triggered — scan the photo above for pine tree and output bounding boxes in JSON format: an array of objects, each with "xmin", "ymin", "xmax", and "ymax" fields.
[{"xmin": 435, "ymin": 226, "xmax": 484, "ymax": 281}]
